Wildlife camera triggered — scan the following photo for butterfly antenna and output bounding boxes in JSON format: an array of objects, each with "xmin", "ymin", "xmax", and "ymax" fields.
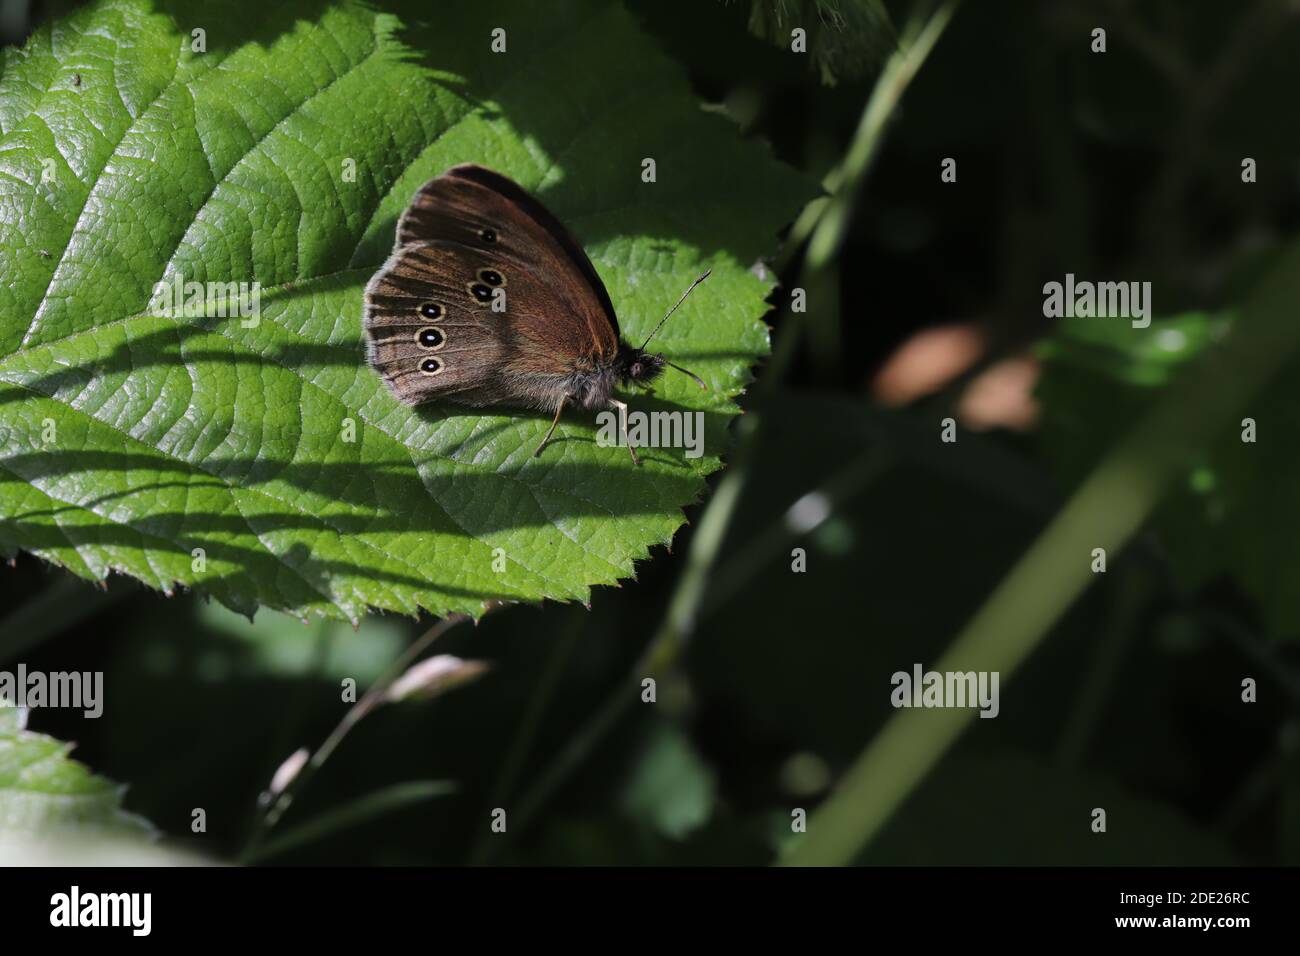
[
  {"xmin": 640, "ymin": 270, "xmax": 711, "ymax": 351},
  {"xmin": 665, "ymin": 361, "xmax": 708, "ymax": 390}
]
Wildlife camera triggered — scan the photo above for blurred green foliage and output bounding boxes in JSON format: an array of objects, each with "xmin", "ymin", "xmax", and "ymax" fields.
[{"xmin": 3, "ymin": 0, "xmax": 1300, "ymax": 865}]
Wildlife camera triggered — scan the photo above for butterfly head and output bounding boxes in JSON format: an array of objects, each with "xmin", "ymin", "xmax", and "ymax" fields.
[
  {"xmin": 606, "ymin": 270, "xmax": 711, "ymax": 395},
  {"xmin": 619, "ymin": 346, "xmax": 666, "ymax": 386}
]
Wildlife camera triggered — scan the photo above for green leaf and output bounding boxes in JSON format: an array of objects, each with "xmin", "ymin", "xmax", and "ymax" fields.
[
  {"xmin": 619, "ymin": 719, "xmax": 716, "ymax": 839},
  {"xmin": 0, "ymin": 705, "xmax": 153, "ymax": 835},
  {"xmin": 0, "ymin": 0, "xmax": 814, "ymax": 621}
]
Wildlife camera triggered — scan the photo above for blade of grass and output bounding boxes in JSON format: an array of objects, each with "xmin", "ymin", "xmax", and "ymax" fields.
[{"xmin": 241, "ymin": 780, "xmax": 457, "ymax": 864}]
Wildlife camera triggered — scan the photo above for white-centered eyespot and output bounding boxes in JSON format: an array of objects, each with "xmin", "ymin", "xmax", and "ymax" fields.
[{"xmin": 414, "ymin": 327, "xmax": 446, "ymax": 350}]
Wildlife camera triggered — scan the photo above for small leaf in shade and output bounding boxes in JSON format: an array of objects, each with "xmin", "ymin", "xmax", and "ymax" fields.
[
  {"xmin": 0, "ymin": 705, "xmax": 154, "ymax": 836},
  {"xmin": 620, "ymin": 721, "xmax": 717, "ymax": 840}
]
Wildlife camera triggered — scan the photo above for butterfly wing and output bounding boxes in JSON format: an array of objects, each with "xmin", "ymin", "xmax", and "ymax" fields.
[
  {"xmin": 364, "ymin": 240, "xmax": 505, "ymax": 406},
  {"xmin": 363, "ymin": 165, "xmax": 621, "ymax": 410},
  {"xmin": 396, "ymin": 164, "xmax": 620, "ymax": 341},
  {"xmin": 364, "ymin": 238, "xmax": 611, "ymax": 409}
]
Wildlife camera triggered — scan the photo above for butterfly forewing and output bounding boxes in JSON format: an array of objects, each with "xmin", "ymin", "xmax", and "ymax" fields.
[{"xmin": 396, "ymin": 165, "xmax": 619, "ymax": 339}]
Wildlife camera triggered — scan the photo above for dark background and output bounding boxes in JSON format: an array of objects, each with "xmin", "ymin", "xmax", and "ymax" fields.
[{"xmin": 3, "ymin": 0, "xmax": 1299, "ymax": 865}]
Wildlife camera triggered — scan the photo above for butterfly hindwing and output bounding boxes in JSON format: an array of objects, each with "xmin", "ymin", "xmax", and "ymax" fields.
[{"xmin": 363, "ymin": 241, "xmax": 504, "ymax": 406}]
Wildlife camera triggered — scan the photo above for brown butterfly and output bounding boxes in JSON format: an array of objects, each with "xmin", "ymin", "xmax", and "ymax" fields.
[{"xmin": 363, "ymin": 164, "xmax": 707, "ymax": 465}]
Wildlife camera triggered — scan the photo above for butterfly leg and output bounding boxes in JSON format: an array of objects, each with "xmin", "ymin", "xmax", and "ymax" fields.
[
  {"xmin": 609, "ymin": 399, "xmax": 640, "ymax": 466},
  {"xmin": 533, "ymin": 395, "xmax": 570, "ymax": 459}
]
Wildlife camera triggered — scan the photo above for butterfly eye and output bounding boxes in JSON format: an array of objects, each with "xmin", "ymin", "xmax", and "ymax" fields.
[
  {"xmin": 478, "ymin": 268, "xmax": 504, "ymax": 287},
  {"xmin": 469, "ymin": 283, "xmax": 494, "ymax": 303},
  {"xmin": 480, "ymin": 228, "xmax": 497, "ymax": 243},
  {"xmin": 414, "ymin": 327, "xmax": 445, "ymax": 349},
  {"xmin": 420, "ymin": 302, "xmax": 442, "ymax": 319},
  {"xmin": 418, "ymin": 358, "xmax": 443, "ymax": 376}
]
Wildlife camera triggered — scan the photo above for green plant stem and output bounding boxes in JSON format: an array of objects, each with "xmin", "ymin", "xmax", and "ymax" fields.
[
  {"xmin": 481, "ymin": 435, "xmax": 895, "ymax": 863},
  {"xmin": 241, "ymin": 779, "xmax": 456, "ymax": 864},
  {"xmin": 781, "ymin": 0, "xmax": 958, "ymax": 382},
  {"xmin": 475, "ymin": 430, "xmax": 758, "ymax": 863},
  {"xmin": 241, "ymin": 612, "xmax": 468, "ymax": 861},
  {"xmin": 780, "ymin": 241, "xmax": 1300, "ymax": 866},
  {"xmin": 802, "ymin": 0, "xmax": 960, "ymax": 378},
  {"xmin": 805, "ymin": 0, "xmax": 958, "ymax": 269},
  {"xmin": 699, "ymin": 442, "xmax": 894, "ymax": 618},
  {"xmin": 475, "ymin": 0, "xmax": 960, "ymax": 863}
]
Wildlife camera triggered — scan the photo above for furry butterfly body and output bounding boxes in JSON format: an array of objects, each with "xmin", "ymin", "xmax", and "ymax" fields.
[{"xmin": 363, "ymin": 164, "xmax": 700, "ymax": 462}]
